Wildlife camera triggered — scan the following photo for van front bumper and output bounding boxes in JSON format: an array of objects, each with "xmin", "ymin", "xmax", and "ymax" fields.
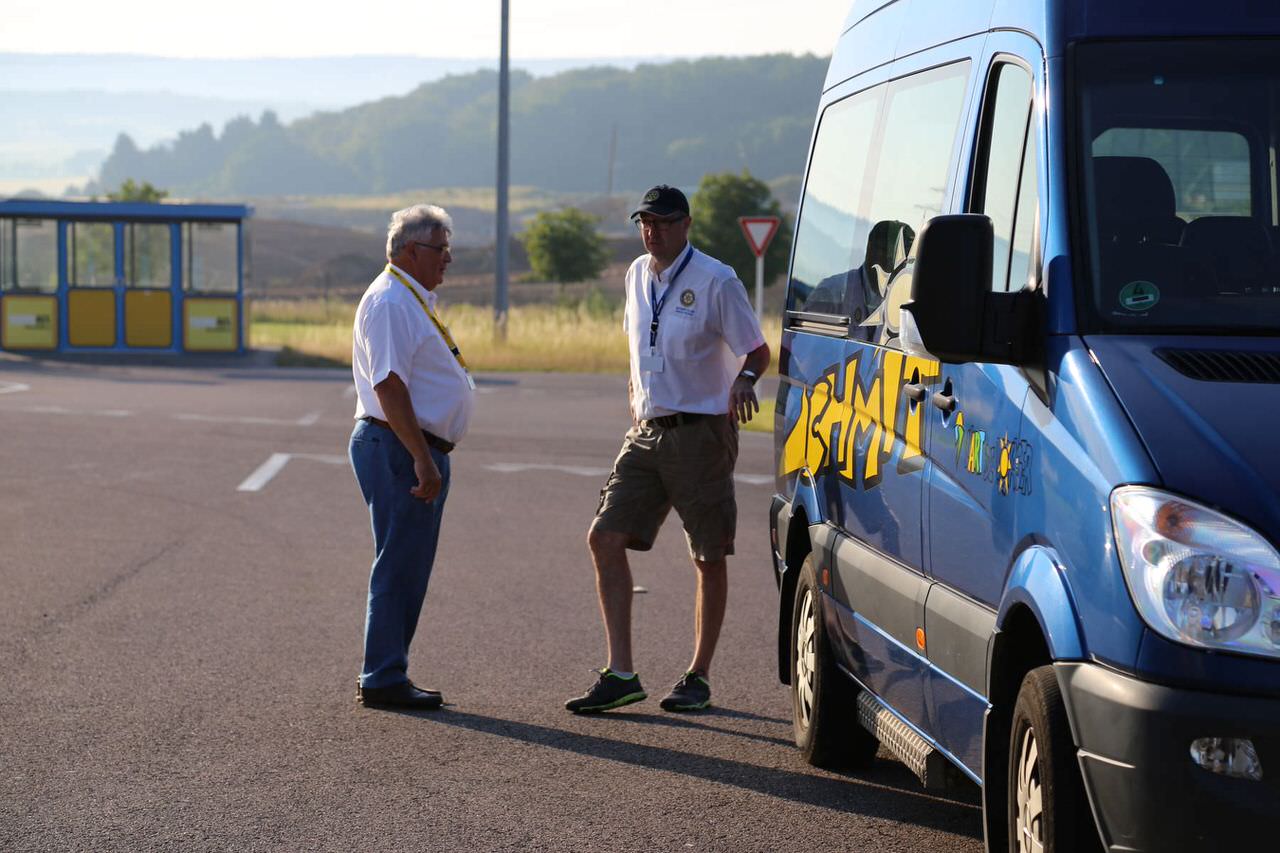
[{"xmin": 1057, "ymin": 661, "xmax": 1280, "ymax": 852}]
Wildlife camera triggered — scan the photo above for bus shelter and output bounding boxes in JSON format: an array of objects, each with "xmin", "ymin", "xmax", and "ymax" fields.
[{"xmin": 0, "ymin": 199, "xmax": 251, "ymax": 354}]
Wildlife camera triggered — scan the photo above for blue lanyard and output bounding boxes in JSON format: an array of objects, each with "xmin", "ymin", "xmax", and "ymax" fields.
[{"xmin": 648, "ymin": 245, "xmax": 694, "ymax": 349}]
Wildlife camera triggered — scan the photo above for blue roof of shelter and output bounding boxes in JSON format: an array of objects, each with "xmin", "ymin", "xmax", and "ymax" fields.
[{"xmin": 0, "ymin": 199, "xmax": 252, "ymax": 222}]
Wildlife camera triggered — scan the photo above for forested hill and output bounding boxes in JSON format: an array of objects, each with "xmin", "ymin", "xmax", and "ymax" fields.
[{"xmin": 97, "ymin": 54, "xmax": 827, "ymax": 197}]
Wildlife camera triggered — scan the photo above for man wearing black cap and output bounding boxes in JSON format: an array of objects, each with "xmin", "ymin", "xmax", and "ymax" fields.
[{"xmin": 566, "ymin": 184, "xmax": 771, "ymax": 714}]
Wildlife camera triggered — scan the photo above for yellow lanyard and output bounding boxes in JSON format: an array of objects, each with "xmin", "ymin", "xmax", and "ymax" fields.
[{"xmin": 385, "ymin": 265, "xmax": 470, "ymax": 372}]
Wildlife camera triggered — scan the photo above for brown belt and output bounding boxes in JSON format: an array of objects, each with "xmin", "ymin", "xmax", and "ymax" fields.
[
  {"xmin": 644, "ymin": 412, "xmax": 713, "ymax": 430},
  {"xmin": 360, "ymin": 416, "xmax": 456, "ymax": 454}
]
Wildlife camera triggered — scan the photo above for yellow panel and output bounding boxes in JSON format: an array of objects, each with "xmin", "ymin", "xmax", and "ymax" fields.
[
  {"xmin": 125, "ymin": 290, "xmax": 172, "ymax": 348},
  {"xmin": 185, "ymin": 298, "xmax": 238, "ymax": 351},
  {"xmin": 2, "ymin": 295, "xmax": 58, "ymax": 350},
  {"xmin": 68, "ymin": 289, "xmax": 116, "ymax": 347}
]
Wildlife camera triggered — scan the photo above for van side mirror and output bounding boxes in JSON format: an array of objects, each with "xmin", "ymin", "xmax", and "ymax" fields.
[{"xmin": 900, "ymin": 214, "xmax": 1040, "ymax": 365}]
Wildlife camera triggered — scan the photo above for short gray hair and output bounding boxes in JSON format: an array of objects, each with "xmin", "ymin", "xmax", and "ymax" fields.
[{"xmin": 386, "ymin": 204, "xmax": 453, "ymax": 259}]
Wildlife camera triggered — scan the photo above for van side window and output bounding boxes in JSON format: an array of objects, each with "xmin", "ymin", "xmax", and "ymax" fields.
[
  {"xmin": 973, "ymin": 62, "xmax": 1037, "ymax": 292},
  {"xmin": 788, "ymin": 85, "xmax": 882, "ymax": 319},
  {"xmin": 861, "ymin": 63, "xmax": 971, "ymax": 342},
  {"xmin": 1008, "ymin": 124, "xmax": 1039, "ymax": 291},
  {"xmin": 788, "ymin": 61, "xmax": 970, "ymax": 341}
]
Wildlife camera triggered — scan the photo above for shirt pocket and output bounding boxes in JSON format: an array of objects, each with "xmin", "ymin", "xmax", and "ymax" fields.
[{"xmin": 667, "ymin": 310, "xmax": 708, "ymax": 359}]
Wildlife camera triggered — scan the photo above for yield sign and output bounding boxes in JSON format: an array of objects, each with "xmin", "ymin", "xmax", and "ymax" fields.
[{"xmin": 738, "ymin": 216, "xmax": 781, "ymax": 258}]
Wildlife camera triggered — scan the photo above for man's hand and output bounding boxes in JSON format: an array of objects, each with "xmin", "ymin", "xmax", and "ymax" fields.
[
  {"xmin": 410, "ymin": 454, "xmax": 443, "ymax": 502},
  {"xmin": 729, "ymin": 376, "xmax": 760, "ymax": 424}
]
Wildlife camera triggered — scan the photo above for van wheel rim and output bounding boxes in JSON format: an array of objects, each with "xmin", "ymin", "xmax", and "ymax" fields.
[
  {"xmin": 1014, "ymin": 726, "xmax": 1045, "ymax": 853},
  {"xmin": 795, "ymin": 588, "xmax": 817, "ymax": 730}
]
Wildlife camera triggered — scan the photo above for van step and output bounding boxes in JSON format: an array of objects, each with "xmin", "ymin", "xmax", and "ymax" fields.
[{"xmin": 855, "ymin": 690, "xmax": 956, "ymax": 791}]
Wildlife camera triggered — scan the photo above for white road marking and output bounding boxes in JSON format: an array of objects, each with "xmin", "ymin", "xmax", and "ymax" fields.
[
  {"xmin": 485, "ymin": 462, "xmax": 611, "ymax": 477},
  {"xmin": 0, "ymin": 381, "xmax": 30, "ymax": 395},
  {"xmin": 237, "ymin": 452, "xmax": 347, "ymax": 492},
  {"xmin": 174, "ymin": 411, "xmax": 323, "ymax": 427},
  {"xmin": 12, "ymin": 405, "xmax": 134, "ymax": 418},
  {"xmin": 483, "ymin": 462, "xmax": 772, "ymax": 486}
]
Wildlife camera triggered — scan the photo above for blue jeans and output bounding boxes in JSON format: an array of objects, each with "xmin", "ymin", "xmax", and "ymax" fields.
[{"xmin": 349, "ymin": 419, "xmax": 451, "ymax": 689}]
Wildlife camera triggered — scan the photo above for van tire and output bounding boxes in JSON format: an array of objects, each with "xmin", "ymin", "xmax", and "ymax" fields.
[
  {"xmin": 790, "ymin": 553, "xmax": 878, "ymax": 768},
  {"xmin": 1007, "ymin": 666, "xmax": 1101, "ymax": 853}
]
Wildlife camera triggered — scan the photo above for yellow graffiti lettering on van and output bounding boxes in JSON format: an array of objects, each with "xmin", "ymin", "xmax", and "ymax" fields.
[
  {"xmin": 781, "ymin": 364, "xmax": 841, "ymax": 476},
  {"xmin": 781, "ymin": 350, "xmax": 939, "ymax": 489}
]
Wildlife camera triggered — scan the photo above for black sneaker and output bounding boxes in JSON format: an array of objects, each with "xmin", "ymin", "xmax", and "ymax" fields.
[
  {"xmin": 565, "ymin": 668, "xmax": 647, "ymax": 713},
  {"xmin": 659, "ymin": 671, "xmax": 711, "ymax": 712}
]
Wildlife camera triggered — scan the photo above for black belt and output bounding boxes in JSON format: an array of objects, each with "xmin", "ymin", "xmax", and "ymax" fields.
[
  {"xmin": 644, "ymin": 412, "xmax": 713, "ymax": 430},
  {"xmin": 360, "ymin": 416, "xmax": 455, "ymax": 454}
]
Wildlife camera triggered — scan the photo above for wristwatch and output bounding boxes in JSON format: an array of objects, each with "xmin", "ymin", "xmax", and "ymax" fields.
[{"xmin": 737, "ymin": 369, "xmax": 759, "ymax": 384}]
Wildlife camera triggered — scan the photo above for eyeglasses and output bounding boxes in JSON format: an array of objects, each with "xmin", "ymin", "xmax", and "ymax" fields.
[
  {"xmin": 413, "ymin": 240, "xmax": 451, "ymax": 254},
  {"xmin": 634, "ymin": 216, "xmax": 686, "ymax": 232}
]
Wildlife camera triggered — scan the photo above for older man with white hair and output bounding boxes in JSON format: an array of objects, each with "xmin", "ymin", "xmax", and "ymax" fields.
[{"xmin": 349, "ymin": 204, "xmax": 475, "ymax": 710}]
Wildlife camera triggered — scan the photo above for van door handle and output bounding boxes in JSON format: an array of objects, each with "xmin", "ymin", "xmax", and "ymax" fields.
[
  {"xmin": 932, "ymin": 390, "xmax": 956, "ymax": 413},
  {"xmin": 903, "ymin": 382, "xmax": 927, "ymax": 403}
]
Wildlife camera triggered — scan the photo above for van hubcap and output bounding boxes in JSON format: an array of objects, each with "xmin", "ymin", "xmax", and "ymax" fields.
[
  {"xmin": 1014, "ymin": 726, "xmax": 1045, "ymax": 853},
  {"xmin": 795, "ymin": 588, "xmax": 817, "ymax": 729}
]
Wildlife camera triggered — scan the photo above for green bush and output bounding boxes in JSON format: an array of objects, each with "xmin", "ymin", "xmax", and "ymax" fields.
[{"xmin": 519, "ymin": 208, "xmax": 610, "ymax": 284}]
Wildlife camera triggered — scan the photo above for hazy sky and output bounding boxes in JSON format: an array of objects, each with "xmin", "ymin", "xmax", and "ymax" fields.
[{"xmin": 3, "ymin": 1, "xmax": 854, "ymax": 59}]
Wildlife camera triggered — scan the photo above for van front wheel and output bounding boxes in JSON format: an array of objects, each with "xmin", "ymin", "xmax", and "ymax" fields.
[
  {"xmin": 1007, "ymin": 666, "xmax": 1101, "ymax": 853},
  {"xmin": 790, "ymin": 553, "xmax": 878, "ymax": 768}
]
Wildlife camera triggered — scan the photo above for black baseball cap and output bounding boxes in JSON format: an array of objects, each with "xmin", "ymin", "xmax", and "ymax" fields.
[{"xmin": 630, "ymin": 184, "xmax": 689, "ymax": 220}]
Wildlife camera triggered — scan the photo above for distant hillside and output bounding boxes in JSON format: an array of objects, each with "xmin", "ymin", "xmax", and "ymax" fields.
[{"xmin": 97, "ymin": 54, "xmax": 827, "ymax": 197}]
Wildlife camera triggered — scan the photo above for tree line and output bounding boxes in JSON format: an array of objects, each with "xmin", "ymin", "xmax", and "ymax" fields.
[{"xmin": 96, "ymin": 54, "xmax": 827, "ymax": 197}]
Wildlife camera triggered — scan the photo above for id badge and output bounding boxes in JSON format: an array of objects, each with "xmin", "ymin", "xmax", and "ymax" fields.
[{"xmin": 639, "ymin": 353, "xmax": 665, "ymax": 373}]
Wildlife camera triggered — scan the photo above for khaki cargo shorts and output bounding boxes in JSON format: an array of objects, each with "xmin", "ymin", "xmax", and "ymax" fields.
[{"xmin": 590, "ymin": 415, "xmax": 739, "ymax": 562}]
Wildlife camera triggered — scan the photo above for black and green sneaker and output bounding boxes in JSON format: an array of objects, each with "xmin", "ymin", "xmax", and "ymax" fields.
[
  {"xmin": 565, "ymin": 668, "xmax": 647, "ymax": 713},
  {"xmin": 659, "ymin": 670, "xmax": 711, "ymax": 712}
]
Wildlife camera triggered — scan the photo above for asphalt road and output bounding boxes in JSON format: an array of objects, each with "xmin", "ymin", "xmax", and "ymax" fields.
[{"xmin": 0, "ymin": 355, "xmax": 983, "ymax": 852}]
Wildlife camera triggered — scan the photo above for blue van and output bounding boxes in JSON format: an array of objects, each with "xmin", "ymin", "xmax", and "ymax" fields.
[{"xmin": 769, "ymin": 1, "xmax": 1280, "ymax": 850}]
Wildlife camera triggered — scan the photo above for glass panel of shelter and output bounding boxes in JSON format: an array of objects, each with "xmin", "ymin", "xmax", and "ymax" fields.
[
  {"xmin": 127, "ymin": 223, "xmax": 171, "ymax": 288},
  {"xmin": 184, "ymin": 222, "xmax": 238, "ymax": 292},
  {"xmin": 1, "ymin": 218, "xmax": 59, "ymax": 292},
  {"xmin": 69, "ymin": 222, "xmax": 116, "ymax": 286}
]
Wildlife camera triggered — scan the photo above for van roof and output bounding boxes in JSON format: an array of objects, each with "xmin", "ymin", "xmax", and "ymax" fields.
[{"xmin": 830, "ymin": 0, "xmax": 1280, "ymax": 90}]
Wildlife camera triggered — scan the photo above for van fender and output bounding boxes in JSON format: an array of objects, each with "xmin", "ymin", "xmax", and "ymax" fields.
[
  {"xmin": 788, "ymin": 468, "xmax": 826, "ymax": 530},
  {"xmin": 776, "ymin": 468, "xmax": 826, "ymax": 683},
  {"xmin": 997, "ymin": 546, "xmax": 1085, "ymax": 661}
]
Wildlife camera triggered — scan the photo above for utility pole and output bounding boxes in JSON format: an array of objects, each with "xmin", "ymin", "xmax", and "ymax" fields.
[
  {"xmin": 606, "ymin": 123, "xmax": 618, "ymax": 197},
  {"xmin": 494, "ymin": 0, "xmax": 511, "ymax": 340}
]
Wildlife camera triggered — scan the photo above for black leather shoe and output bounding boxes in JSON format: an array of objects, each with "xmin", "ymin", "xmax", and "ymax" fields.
[{"xmin": 357, "ymin": 680, "xmax": 443, "ymax": 710}]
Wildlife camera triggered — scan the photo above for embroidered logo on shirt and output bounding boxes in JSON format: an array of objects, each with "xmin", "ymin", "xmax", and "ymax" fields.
[{"xmin": 680, "ymin": 289, "xmax": 695, "ymax": 307}]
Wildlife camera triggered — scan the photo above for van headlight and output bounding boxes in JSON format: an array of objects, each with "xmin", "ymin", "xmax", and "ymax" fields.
[{"xmin": 1112, "ymin": 486, "xmax": 1280, "ymax": 658}]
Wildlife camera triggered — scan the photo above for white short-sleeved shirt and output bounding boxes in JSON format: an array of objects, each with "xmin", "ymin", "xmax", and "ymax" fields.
[
  {"xmin": 623, "ymin": 244, "xmax": 766, "ymax": 421},
  {"xmin": 352, "ymin": 264, "xmax": 475, "ymax": 444}
]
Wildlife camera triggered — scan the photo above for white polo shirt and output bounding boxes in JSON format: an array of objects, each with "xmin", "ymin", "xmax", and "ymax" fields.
[
  {"xmin": 352, "ymin": 264, "xmax": 475, "ymax": 444},
  {"xmin": 623, "ymin": 244, "xmax": 765, "ymax": 421}
]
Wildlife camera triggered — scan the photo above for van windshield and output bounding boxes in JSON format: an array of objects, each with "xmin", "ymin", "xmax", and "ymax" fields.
[{"xmin": 1074, "ymin": 39, "xmax": 1280, "ymax": 334}]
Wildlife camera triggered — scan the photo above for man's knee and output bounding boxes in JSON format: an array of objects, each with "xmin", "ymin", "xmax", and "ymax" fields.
[
  {"xmin": 693, "ymin": 557, "xmax": 728, "ymax": 576},
  {"xmin": 588, "ymin": 526, "xmax": 629, "ymax": 561}
]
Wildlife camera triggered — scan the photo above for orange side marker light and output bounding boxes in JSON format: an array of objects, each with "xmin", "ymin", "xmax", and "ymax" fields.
[{"xmin": 916, "ymin": 628, "xmax": 926, "ymax": 651}]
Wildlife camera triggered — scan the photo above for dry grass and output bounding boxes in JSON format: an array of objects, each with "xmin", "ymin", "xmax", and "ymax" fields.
[{"xmin": 250, "ymin": 298, "xmax": 784, "ymax": 377}]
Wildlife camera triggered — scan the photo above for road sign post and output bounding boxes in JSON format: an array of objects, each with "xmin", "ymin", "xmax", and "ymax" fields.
[{"xmin": 738, "ymin": 216, "xmax": 781, "ymax": 318}]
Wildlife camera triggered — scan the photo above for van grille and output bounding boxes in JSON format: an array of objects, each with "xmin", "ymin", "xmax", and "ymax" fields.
[{"xmin": 1157, "ymin": 348, "xmax": 1280, "ymax": 383}]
